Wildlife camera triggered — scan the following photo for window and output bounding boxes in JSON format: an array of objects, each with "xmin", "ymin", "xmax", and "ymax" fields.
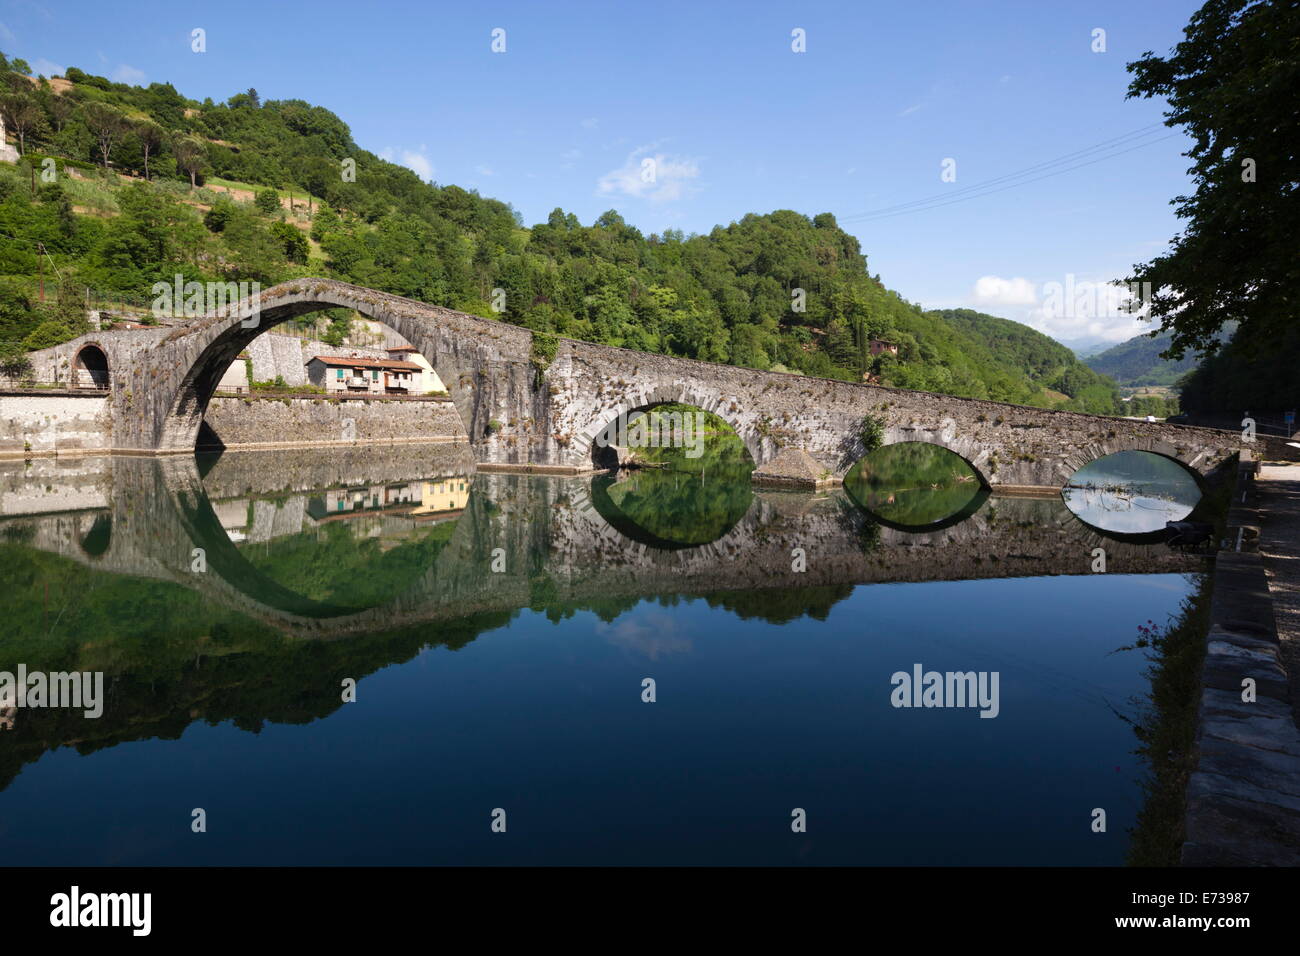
[
  {"xmin": 373, "ymin": 370, "xmax": 379, "ymax": 380},
  {"xmin": 336, "ymin": 369, "xmax": 344, "ymax": 380}
]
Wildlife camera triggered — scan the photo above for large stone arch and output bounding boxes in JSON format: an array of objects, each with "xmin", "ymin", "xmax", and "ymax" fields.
[
  {"xmin": 571, "ymin": 383, "xmax": 762, "ymax": 471},
  {"xmin": 128, "ymin": 280, "xmax": 539, "ymax": 462}
]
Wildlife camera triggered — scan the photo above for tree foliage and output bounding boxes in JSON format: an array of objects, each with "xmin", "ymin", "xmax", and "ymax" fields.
[
  {"xmin": 0, "ymin": 53, "xmax": 1135, "ymax": 414},
  {"xmin": 1123, "ymin": 0, "xmax": 1299, "ymax": 363}
]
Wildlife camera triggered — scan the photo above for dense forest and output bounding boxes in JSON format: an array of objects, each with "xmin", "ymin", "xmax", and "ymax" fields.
[
  {"xmin": 1085, "ymin": 329, "xmax": 1198, "ymax": 387},
  {"xmin": 0, "ymin": 53, "xmax": 1132, "ymax": 414},
  {"xmin": 1177, "ymin": 323, "xmax": 1300, "ymax": 415}
]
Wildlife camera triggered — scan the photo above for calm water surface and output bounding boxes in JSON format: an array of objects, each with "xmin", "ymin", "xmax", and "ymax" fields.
[{"xmin": 0, "ymin": 447, "xmax": 1208, "ymax": 865}]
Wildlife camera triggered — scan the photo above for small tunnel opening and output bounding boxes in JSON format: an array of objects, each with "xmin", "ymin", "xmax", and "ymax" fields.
[{"xmin": 73, "ymin": 345, "xmax": 110, "ymax": 389}]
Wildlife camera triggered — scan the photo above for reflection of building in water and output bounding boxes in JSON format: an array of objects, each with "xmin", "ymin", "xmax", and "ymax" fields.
[
  {"xmin": 311, "ymin": 483, "xmax": 419, "ymax": 519},
  {"xmin": 212, "ymin": 477, "xmax": 470, "ymax": 549},
  {"xmin": 411, "ymin": 478, "xmax": 469, "ymax": 520},
  {"xmin": 212, "ymin": 498, "xmax": 250, "ymax": 542},
  {"xmin": 309, "ymin": 479, "xmax": 468, "ymax": 523}
]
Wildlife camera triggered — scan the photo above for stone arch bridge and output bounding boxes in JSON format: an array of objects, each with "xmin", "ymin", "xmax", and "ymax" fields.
[{"xmin": 41, "ymin": 278, "xmax": 1244, "ymax": 488}]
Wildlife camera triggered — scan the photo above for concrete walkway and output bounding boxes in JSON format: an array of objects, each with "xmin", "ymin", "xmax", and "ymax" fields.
[
  {"xmin": 1259, "ymin": 463, "xmax": 1300, "ymax": 718},
  {"xmin": 1181, "ymin": 458, "xmax": 1300, "ymax": 865}
]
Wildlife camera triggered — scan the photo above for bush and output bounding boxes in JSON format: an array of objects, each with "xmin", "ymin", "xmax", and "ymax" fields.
[
  {"xmin": 859, "ymin": 413, "xmax": 886, "ymax": 452},
  {"xmin": 255, "ymin": 188, "xmax": 281, "ymax": 214},
  {"xmin": 204, "ymin": 199, "xmax": 236, "ymax": 232},
  {"xmin": 22, "ymin": 319, "xmax": 75, "ymax": 351}
]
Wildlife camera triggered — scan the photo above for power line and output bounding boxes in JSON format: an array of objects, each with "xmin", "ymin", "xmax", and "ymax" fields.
[
  {"xmin": 842, "ymin": 123, "xmax": 1167, "ymax": 219},
  {"xmin": 841, "ymin": 125, "xmax": 1179, "ymax": 224}
]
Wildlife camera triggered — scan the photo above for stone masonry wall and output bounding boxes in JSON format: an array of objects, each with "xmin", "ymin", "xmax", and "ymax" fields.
[
  {"xmin": 0, "ymin": 394, "xmax": 111, "ymax": 457},
  {"xmin": 203, "ymin": 395, "xmax": 466, "ymax": 448}
]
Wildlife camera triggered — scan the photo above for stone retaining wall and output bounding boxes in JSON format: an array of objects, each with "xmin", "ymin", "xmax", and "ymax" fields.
[
  {"xmin": 203, "ymin": 394, "xmax": 466, "ymax": 449},
  {"xmin": 0, "ymin": 393, "xmax": 111, "ymax": 458}
]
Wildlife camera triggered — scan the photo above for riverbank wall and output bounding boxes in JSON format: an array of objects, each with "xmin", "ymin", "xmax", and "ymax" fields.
[{"xmin": 1181, "ymin": 451, "xmax": 1300, "ymax": 865}]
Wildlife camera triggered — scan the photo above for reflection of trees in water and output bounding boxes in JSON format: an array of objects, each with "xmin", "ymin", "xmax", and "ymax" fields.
[
  {"xmin": 0, "ymin": 537, "xmax": 520, "ymax": 793},
  {"xmin": 845, "ymin": 442, "xmax": 983, "ymax": 527},
  {"xmin": 593, "ymin": 468, "xmax": 752, "ymax": 548},
  {"xmin": 238, "ymin": 518, "xmax": 459, "ymax": 607},
  {"xmin": 703, "ymin": 585, "xmax": 856, "ymax": 624}
]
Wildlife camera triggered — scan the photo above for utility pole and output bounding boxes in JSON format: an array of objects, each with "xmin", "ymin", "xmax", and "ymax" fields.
[{"xmin": 36, "ymin": 242, "xmax": 44, "ymax": 301}]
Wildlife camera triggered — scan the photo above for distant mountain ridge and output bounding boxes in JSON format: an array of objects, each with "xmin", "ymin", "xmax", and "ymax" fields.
[{"xmin": 1085, "ymin": 325, "xmax": 1233, "ymax": 386}]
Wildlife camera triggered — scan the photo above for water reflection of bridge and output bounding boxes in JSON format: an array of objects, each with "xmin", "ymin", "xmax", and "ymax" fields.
[{"xmin": 3, "ymin": 448, "xmax": 1205, "ymax": 640}]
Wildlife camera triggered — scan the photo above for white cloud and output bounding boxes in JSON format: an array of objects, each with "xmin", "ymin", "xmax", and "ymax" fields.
[
  {"xmin": 972, "ymin": 275, "xmax": 1038, "ymax": 306},
  {"xmin": 961, "ymin": 273, "xmax": 1154, "ymax": 346},
  {"xmin": 899, "ymin": 103, "xmax": 922, "ymax": 117},
  {"xmin": 597, "ymin": 145, "xmax": 700, "ymax": 203},
  {"xmin": 595, "ymin": 614, "xmax": 691, "ymax": 660},
  {"xmin": 1025, "ymin": 308, "xmax": 1150, "ymax": 345},
  {"xmin": 31, "ymin": 57, "xmax": 63, "ymax": 77},
  {"xmin": 111, "ymin": 64, "xmax": 146, "ymax": 85},
  {"xmin": 402, "ymin": 151, "xmax": 434, "ymax": 181},
  {"xmin": 381, "ymin": 147, "xmax": 434, "ymax": 182}
]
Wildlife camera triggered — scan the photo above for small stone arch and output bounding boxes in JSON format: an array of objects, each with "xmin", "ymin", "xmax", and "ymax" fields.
[
  {"xmin": 72, "ymin": 343, "xmax": 110, "ymax": 389},
  {"xmin": 1055, "ymin": 438, "xmax": 1206, "ymax": 489},
  {"xmin": 575, "ymin": 385, "xmax": 760, "ymax": 470},
  {"xmin": 871, "ymin": 419, "xmax": 993, "ymax": 487}
]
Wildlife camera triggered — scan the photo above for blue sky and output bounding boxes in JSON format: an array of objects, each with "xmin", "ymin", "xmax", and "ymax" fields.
[{"xmin": 3, "ymin": 0, "xmax": 1203, "ymax": 349}]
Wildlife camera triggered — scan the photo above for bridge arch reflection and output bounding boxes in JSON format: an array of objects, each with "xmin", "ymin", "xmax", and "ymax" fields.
[{"xmin": 844, "ymin": 441, "xmax": 989, "ymax": 530}]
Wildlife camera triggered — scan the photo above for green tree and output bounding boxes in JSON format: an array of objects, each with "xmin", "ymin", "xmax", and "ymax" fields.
[
  {"xmin": 270, "ymin": 220, "xmax": 308, "ymax": 264},
  {"xmin": 203, "ymin": 198, "xmax": 236, "ymax": 233},
  {"xmin": 255, "ymin": 188, "xmax": 281, "ymax": 214},
  {"xmin": 1123, "ymin": 0, "xmax": 1300, "ymax": 360},
  {"xmin": 0, "ymin": 93, "xmax": 43, "ymax": 154},
  {"xmin": 133, "ymin": 119, "xmax": 164, "ymax": 181},
  {"xmin": 82, "ymin": 102, "xmax": 128, "ymax": 168},
  {"xmin": 172, "ymin": 136, "xmax": 206, "ymax": 189}
]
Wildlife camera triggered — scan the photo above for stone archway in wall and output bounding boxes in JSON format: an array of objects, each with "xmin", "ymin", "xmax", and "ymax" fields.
[
  {"xmin": 1054, "ymin": 437, "xmax": 1211, "ymax": 489},
  {"xmin": 869, "ymin": 438, "xmax": 992, "ymax": 489},
  {"xmin": 151, "ymin": 283, "xmax": 495, "ymax": 455},
  {"xmin": 575, "ymin": 386, "xmax": 762, "ymax": 472},
  {"xmin": 72, "ymin": 343, "xmax": 110, "ymax": 389},
  {"xmin": 877, "ymin": 419, "xmax": 995, "ymax": 488}
]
